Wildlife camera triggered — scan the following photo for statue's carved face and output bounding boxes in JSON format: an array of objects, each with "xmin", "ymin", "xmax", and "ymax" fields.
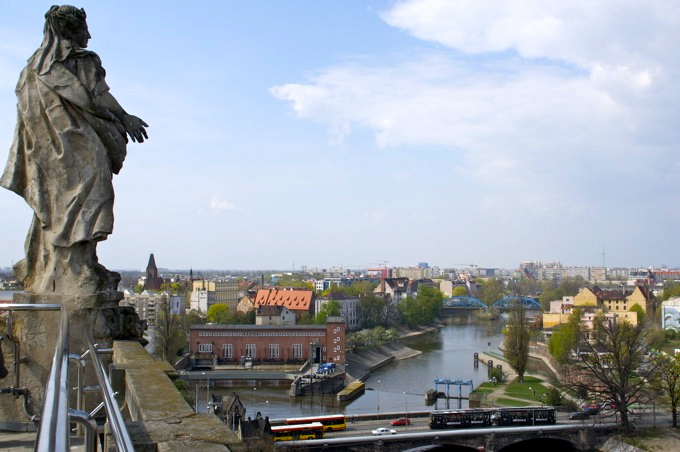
[{"xmin": 70, "ymin": 22, "xmax": 91, "ymax": 48}]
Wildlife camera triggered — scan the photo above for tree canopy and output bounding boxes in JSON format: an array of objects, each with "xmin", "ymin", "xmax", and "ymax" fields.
[
  {"xmin": 478, "ymin": 278, "xmax": 505, "ymax": 306},
  {"xmin": 548, "ymin": 308, "xmax": 582, "ymax": 364},
  {"xmin": 357, "ymin": 294, "xmax": 387, "ymax": 328},
  {"xmin": 315, "ymin": 299, "xmax": 341, "ymax": 324},
  {"xmin": 207, "ymin": 303, "xmax": 230, "ymax": 324},
  {"xmin": 398, "ymin": 285, "xmax": 443, "ymax": 327},
  {"xmin": 503, "ymin": 302, "xmax": 531, "ymax": 382}
]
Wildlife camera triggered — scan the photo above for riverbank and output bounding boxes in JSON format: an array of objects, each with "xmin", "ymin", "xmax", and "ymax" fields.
[{"xmin": 345, "ymin": 324, "xmax": 440, "ymax": 381}]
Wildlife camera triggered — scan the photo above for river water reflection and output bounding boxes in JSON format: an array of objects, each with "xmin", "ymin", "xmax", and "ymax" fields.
[{"xmin": 209, "ymin": 313, "xmax": 507, "ymax": 419}]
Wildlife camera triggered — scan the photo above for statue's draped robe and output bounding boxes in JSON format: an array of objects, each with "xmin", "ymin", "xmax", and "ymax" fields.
[{"xmin": 0, "ymin": 35, "xmax": 128, "ymax": 291}]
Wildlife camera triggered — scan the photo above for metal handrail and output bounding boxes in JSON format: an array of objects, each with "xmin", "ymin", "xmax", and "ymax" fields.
[
  {"xmin": 1, "ymin": 302, "xmax": 135, "ymax": 451},
  {"xmin": 34, "ymin": 306, "xmax": 70, "ymax": 452},
  {"xmin": 84, "ymin": 327, "xmax": 135, "ymax": 452}
]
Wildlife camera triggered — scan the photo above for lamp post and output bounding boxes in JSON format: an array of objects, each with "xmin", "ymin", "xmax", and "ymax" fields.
[
  {"xmin": 253, "ymin": 387, "xmax": 257, "ymax": 406},
  {"xmin": 205, "ymin": 372, "xmax": 210, "ymax": 407},
  {"xmin": 403, "ymin": 392, "xmax": 408, "ymax": 429},
  {"xmin": 377, "ymin": 380, "xmax": 381, "ymax": 413}
]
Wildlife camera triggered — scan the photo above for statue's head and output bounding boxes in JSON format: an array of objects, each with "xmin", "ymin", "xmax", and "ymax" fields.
[{"xmin": 44, "ymin": 5, "xmax": 89, "ymax": 47}]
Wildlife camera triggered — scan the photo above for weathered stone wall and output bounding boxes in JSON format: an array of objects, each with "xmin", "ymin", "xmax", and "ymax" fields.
[{"xmin": 111, "ymin": 341, "xmax": 244, "ymax": 451}]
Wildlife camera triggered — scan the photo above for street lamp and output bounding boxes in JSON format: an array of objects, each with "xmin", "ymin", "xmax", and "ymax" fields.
[
  {"xmin": 377, "ymin": 380, "xmax": 381, "ymax": 413},
  {"xmin": 253, "ymin": 387, "xmax": 257, "ymax": 406},
  {"xmin": 205, "ymin": 372, "xmax": 210, "ymax": 406},
  {"xmin": 403, "ymin": 392, "xmax": 408, "ymax": 428}
]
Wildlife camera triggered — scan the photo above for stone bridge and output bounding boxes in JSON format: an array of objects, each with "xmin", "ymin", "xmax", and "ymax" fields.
[{"xmin": 276, "ymin": 423, "xmax": 618, "ymax": 451}]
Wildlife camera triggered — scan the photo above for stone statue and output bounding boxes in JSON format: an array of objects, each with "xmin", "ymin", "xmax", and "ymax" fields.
[{"xmin": 1, "ymin": 5, "xmax": 148, "ymax": 300}]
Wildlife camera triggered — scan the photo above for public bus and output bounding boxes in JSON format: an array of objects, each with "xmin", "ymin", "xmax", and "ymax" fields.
[
  {"xmin": 493, "ymin": 406, "xmax": 557, "ymax": 426},
  {"xmin": 271, "ymin": 422, "xmax": 324, "ymax": 441},
  {"xmin": 429, "ymin": 409, "xmax": 494, "ymax": 429},
  {"xmin": 283, "ymin": 414, "xmax": 347, "ymax": 432}
]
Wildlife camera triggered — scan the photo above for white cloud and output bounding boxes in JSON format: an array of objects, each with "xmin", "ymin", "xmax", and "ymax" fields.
[
  {"xmin": 209, "ymin": 196, "xmax": 236, "ymax": 212},
  {"xmin": 271, "ymin": 0, "xmax": 680, "ymax": 218}
]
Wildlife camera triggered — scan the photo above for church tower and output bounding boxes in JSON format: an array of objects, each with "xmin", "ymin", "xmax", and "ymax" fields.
[{"xmin": 144, "ymin": 253, "xmax": 162, "ymax": 291}]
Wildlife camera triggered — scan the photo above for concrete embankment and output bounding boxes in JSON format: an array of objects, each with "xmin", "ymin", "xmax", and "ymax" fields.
[{"xmin": 345, "ymin": 325, "xmax": 440, "ymax": 382}]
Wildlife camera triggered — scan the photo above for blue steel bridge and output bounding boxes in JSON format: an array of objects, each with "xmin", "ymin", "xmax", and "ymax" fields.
[{"xmin": 442, "ymin": 295, "xmax": 541, "ymax": 310}]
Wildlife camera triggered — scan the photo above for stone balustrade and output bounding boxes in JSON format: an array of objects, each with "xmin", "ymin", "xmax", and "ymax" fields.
[{"xmin": 110, "ymin": 341, "xmax": 244, "ymax": 451}]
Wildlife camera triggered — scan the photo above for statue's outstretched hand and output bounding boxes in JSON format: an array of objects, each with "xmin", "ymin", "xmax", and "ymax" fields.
[{"xmin": 123, "ymin": 115, "xmax": 149, "ymax": 143}]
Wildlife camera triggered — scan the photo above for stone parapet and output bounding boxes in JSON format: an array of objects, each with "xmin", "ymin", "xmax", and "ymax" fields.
[{"xmin": 110, "ymin": 341, "xmax": 244, "ymax": 451}]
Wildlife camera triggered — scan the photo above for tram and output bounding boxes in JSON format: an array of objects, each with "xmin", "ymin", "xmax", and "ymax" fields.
[
  {"xmin": 429, "ymin": 409, "xmax": 494, "ymax": 429},
  {"xmin": 429, "ymin": 406, "xmax": 557, "ymax": 429}
]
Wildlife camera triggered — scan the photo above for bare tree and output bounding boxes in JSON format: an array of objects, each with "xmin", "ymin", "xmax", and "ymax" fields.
[
  {"xmin": 152, "ymin": 294, "xmax": 186, "ymax": 364},
  {"xmin": 561, "ymin": 315, "xmax": 653, "ymax": 434}
]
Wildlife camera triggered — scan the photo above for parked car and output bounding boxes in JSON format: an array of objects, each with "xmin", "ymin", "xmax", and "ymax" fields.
[
  {"xmin": 582, "ymin": 403, "xmax": 602, "ymax": 414},
  {"xmin": 372, "ymin": 427, "xmax": 397, "ymax": 435},
  {"xmin": 569, "ymin": 411, "xmax": 591, "ymax": 420},
  {"xmin": 390, "ymin": 417, "xmax": 411, "ymax": 426},
  {"xmin": 602, "ymin": 402, "xmax": 618, "ymax": 410}
]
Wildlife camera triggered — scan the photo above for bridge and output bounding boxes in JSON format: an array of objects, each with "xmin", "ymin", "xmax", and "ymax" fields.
[
  {"xmin": 275, "ymin": 422, "xmax": 619, "ymax": 451},
  {"xmin": 443, "ymin": 295, "xmax": 542, "ymax": 310}
]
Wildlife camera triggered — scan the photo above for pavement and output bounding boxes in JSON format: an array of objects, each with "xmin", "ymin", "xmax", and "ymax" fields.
[
  {"xmin": 0, "ymin": 431, "xmax": 88, "ymax": 451},
  {"xmin": 0, "ymin": 432, "xmax": 35, "ymax": 452}
]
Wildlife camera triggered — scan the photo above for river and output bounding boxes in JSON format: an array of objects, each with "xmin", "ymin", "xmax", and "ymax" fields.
[{"xmin": 206, "ymin": 312, "xmax": 508, "ymax": 419}]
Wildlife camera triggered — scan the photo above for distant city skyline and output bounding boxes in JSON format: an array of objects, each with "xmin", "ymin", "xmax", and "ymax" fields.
[{"xmin": 1, "ymin": 1, "xmax": 679, "ymax": 271}]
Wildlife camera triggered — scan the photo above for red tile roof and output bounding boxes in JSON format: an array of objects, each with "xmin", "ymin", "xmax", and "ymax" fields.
[{"xmin": 254, "ymin": 288, "xmax": 314, "ymax": 312}]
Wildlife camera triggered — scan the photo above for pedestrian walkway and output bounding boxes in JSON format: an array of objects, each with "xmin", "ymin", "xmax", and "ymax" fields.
[
  {"xmin": 0, "ymin": 431, "xmax": 87, "ymax": 451},
  {"xmin": 0, "ymin": 431, "xmax": 35, "ymax": 452}
]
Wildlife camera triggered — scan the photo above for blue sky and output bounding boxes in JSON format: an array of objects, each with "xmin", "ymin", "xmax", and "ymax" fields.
[{"xmin": 1, "ymin": 1, "xmax": 679, "ymax": 271}]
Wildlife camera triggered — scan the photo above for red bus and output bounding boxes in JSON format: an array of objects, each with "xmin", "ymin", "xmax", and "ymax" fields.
[
  {"xmin": 283, "ymin": 414, "xmax": 346, "ymax": 432},
  {"xmin": 271, "ymin": 422, "xmax": 324, "ymax": 441}
]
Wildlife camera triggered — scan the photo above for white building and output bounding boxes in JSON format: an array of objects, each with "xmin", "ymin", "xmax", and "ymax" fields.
[{"xmin": 662, "ymin": 297, "xmax": 680, "ymax": 332}]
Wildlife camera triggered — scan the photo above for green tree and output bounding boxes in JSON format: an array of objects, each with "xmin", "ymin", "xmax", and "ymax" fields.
[
  {"xmin": 207, "ymin": 303, "xmax": 230, "ymax": 324},
  {"xmin": 346, "ymin": 280, "xmax": 378, "ymax": 296},
  {"xmin": 357, "ymin": 294, "xmax": 386, "ymax": 328},
  {"xmin": 452, "ymin": 285, "xmax": 468, "ymax": 297},
  {"xmin": 503, "ymin": 302, "xmax": 531, "ymax": 382},
  {"xmin": 659, "ymin": 282, "xmax": 680, "ymax": 301},
  {"xmin": 133, "ymin": 283, "xmax": 144, "ymax": 294},
  {"xmin": 629, "ymin": 303, "xmax": 645, "ymax": 324},
  {"xmin": 548, "ymin": 308, "xmax": 582, "ymax": 364},
  {"xmin": 418, "ymin": 285, "xmax": 444, "ymax": 323},
  {"xmin": 478, "ymin": 278, "xmax": 505, "ymax": 306},
  {"xmin": 315, "ymin": 299, "xmax": 341, "ymax": 324},
  {"xmin": 650, "ymin": 353, "xmax": 680, "ymax": 427},
  {"xmin": 398, "ymin": 286, "xmax": 444, "ymax": 327},
  {"xmin": 398, "ymin": 296, "xmax": 421, "ymax": 327}
]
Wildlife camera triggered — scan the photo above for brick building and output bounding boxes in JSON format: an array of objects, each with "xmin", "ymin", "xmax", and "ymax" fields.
[{"xmin": 189, "ymin": 317, "xmax": 345, "ymax": 366}]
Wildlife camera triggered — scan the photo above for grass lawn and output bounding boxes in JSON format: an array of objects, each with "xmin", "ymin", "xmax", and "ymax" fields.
[
  {"xmin": 504, "ymin": 376, "xmax": 550, "ymax": 403},
  {"xmin": 494, "ymin": 397, "xmax": 534, "ymax": 407}
]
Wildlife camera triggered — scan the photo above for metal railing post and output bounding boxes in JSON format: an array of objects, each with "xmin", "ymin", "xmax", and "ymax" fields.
[
  {"xmin": 34, "ymin": 307, "xmax": 70, "ymax": 452},
  {"xmin": 84, "ymin": 328, "xmax": 135, "ymax": 452}
]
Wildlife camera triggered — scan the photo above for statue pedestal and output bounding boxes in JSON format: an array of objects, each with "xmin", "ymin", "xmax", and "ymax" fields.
[{"xmin": 0, "ymin": 291, "xmax": 145, "ymax": 425}]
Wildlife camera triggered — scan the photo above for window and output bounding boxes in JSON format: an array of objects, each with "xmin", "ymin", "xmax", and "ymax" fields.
[
  {"xmin": 246, "ymin": 343, "xmax": 256, "ymax": 358},
  {"xmin": 292, "ymin": 344, "xmax": 302, "ymax": 359},
  {"xmin": 223, "ymin": 344, "xmax": 233, "ymax": 359},
  {"xmin": 269, "ymin": 344, "xmax": 280, "ymax": 359},
  {"xmin": 198, "ymin": 343, "xmax": 212, "ymax": 353}
]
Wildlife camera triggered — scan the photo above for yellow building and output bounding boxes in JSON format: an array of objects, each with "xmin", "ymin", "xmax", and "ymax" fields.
[
  {"xmin": 572, "ymin": 287, "xmax": 599, "ymax": 307},
  {"xmin": 546, "ymin": 285, "xmax": 653, "ymax": 328}
]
